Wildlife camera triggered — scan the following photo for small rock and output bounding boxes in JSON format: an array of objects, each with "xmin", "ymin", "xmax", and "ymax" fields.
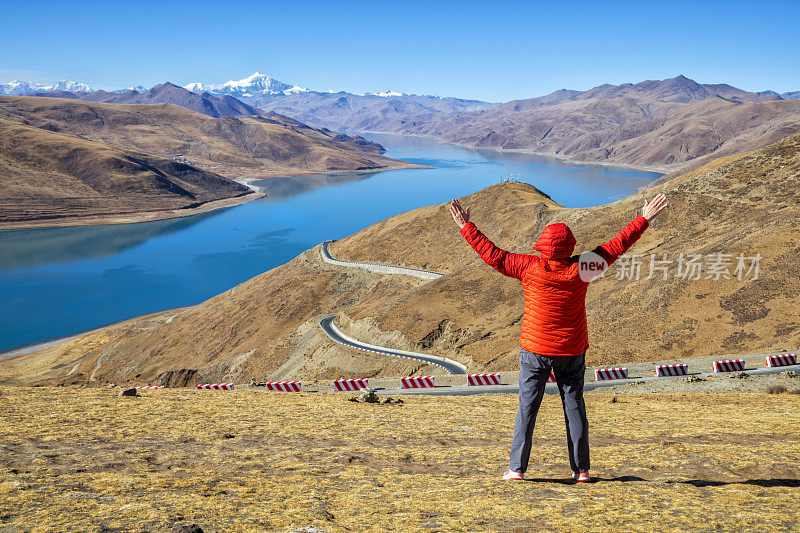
[
  {"xmin": 347, "ymin": 397, "xmax": 359, "ymax": 402},
  {"xmin": 609, "ymin": 396, "xmax": 618, "ymax": 403},
  {"xmin": 381, "ymin": 397, "xmax": 404, "ymax": 404},
  {"xmin": 107, "ymin": 383, "xmax": 117, "ymax": 389},
  {"xmin": 781, "ymin": 371, "xmax": 798, "ymax": 378},
  {"xmin": 686, "ymin": 376, "xmax": 705, "ymax": 383},
  {"xmin": 728, "ymin": 372, "xmax": 749, "ymax": 379},
  {"xmin": 119, "ymin": 387, "xmax": 138, "ymax": 397},
  {"xmin": 222, "ymin": 433, "xmax": 235, "ymax": 439},
  {"xmin": 171, "ymin": 525, "xmax": 203, "ymax": 533}
]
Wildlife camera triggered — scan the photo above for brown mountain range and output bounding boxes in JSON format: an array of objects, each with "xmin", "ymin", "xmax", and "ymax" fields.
[
  {"xmin": 396, "ymin": 77, "xmax": 800, "ymax": 171},
  {"xmin": 3, "ymin": 132, "xmax": 797, "ymax": 387},
  {"xmin": 0, "ymin": 96, "xmax": 420, "ymax": 227},
  {"xmin": 247, "ymin": 91, "xmax": 493, "ymax": 133},
  {"xmin": 25, "ymin": 75, "xmax": 800, "ymax": 174},
  {"xmin": 213, "ymin": 75, "xmax": 800, "ymax": 173},
  {"xmin": 77, "ymin": 82, "xmax": 269, "ymax": 118}
]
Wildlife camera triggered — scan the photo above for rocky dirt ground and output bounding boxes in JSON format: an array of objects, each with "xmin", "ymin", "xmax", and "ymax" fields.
[{"xmin": 1, "ymin": 387, "xmax": 798, "ymax": 532}]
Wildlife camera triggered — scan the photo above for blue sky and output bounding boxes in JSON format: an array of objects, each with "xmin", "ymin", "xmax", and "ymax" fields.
[{"xmin": 2, "ymin": 0, "xmax": 799, "ymax": 102}]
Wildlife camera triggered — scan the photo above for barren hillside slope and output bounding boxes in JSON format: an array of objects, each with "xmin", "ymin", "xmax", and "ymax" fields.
[
  {"xmin": 0, "ymin": 96, "xmax": 419, "ymax": 179},
  {"xmin": 402, "ymin": 95, "xmax": 800, "ymax": 171},
  {"xmin": 2, "ymin": 134, "xmax": 798, "ymax": 385},
  {"xmin": 0, "ymin": 118, "xmax": 254, "ymax": 225}
]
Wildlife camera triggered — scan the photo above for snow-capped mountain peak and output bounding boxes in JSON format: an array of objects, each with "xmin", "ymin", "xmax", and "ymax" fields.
[
  {"xmin": 111, "ymin": 85, "xmax": 147, "ymax": 94},
  {"xmin": 0, "ymin": 79, "xmax": 92, "ymax": 95},
  {"xmin": 369, "ymin": 90, "xmax": 405, "ymax": 98},
  {"xmin": 183, "ymin": 82, "xmax": 204, "ymax": 93},
  {"xmin": 223, "ymin": 71, "xmax": 267, "ymax": 88},
  {"xmin": 183, "ymin": 72, "xmax": 307, "ymax": 97}
]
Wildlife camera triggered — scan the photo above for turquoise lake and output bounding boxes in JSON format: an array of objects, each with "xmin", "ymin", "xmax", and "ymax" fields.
[{"xmin": 0, "ymin": 134, "xmax": 661, "ymax": 353}]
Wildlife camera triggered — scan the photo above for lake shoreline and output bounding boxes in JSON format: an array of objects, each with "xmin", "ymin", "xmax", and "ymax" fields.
[
  {"xmin": 355, "ymin": 130, "xmax": 672, "ymax": 174},
  {"xmin": 233, "ymin": 161, "xmax": 432, "ymax": 189},
  {"xmin": 0, "ymin": 335, "xmax": 77, "ymax": 362},
  {"xmin": 0, "ymin": 160, "xmax": 429, "ymax": 231},
  {"xmin": 0, "ymin": 191, "xmax": 266, "ymax": 231}
]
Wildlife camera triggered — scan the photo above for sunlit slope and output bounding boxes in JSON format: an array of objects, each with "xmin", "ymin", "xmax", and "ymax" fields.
[
  {"xmin": 0, "ymin": 96, "xmax": 420, "ymax": 178},
  {"xmin": 2, "ymin": 134, "xmax": 798, "ymax": 385},
  {"xmin": 0, "ymin": 117, "xmax": 252, "ymax": 224}
]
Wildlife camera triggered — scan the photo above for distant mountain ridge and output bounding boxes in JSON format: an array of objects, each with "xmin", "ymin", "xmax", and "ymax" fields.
[
  {"xmin": 77, "ymin": 82, "xmax": 269, "ymax": 118},
  {"xmin": 183, "ymin": 72, "xmax": 308, "ymax": 97},
  {"xmin": 568, "ymin": 74, "xmax": 786, "ymax": 103},
  {"xmin": 393, "ymin": 75, "xmax": 800, "ymax": 170},
  {"xmin": 0, "ymin": 79, "xmax": 92, "ymax": 95},
  {"xmin": 4, "ymin": 72, "xmax": 799, "ymax": 103},
  {"xmin": 7, "ymin": 73, "xmax": 800, "ymax": 170}
]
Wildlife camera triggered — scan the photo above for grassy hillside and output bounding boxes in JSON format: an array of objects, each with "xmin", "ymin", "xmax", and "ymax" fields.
[{"xmin": 2, "ymin": 134, "xmax": 798, "ymax": 386}]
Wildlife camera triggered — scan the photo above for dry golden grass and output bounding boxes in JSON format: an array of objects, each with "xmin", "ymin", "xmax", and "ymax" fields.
[{"xmin": 1, "ymin": 388, "xmax": 798, "ymax": 532}]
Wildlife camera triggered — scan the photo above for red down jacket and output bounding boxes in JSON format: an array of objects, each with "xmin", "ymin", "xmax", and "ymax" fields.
[{"xmin": 460, "ymin": 216, "xmax": 649, "ymax": 356}]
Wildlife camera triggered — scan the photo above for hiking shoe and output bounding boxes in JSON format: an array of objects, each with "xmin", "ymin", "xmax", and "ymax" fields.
[
  {"xmin": 502, "ymin": 470, "xmax": 524, "ymax": 481},
  {"xmin": 573, "ymin": 471, "xmax": 590, "ymax": 483}
]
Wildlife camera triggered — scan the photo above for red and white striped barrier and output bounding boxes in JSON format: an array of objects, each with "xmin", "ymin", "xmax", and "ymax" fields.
[
  {"xmin": 467, "ymin": 373, "xmax": 501, "ymax": 386},
  {"xmin": 713, "ymin": 360, "xmax": 745, "ymax": 372},
  {"xmin": 401, "ymin": 376, "xmax": 435, "ymax": 389},
  {"xmin": 594, "ymin": 368, "xmax": 628, "ymax": 381},
  {"xmin": 264, "ymin": 381, "xmax": 301, "ymax": 392},
  {"xmin": 655, "ymin": 364, "xmax": 688, "ymax": 377},
  {"xmin": 547, "ymin": 371, "xmax": 556, "ymax": 383},
  {"xmin": 135, "ymin": 385, "xmax": 164, "ymax": 390},
  {"xmin": 197, "ymin": 383, "xmax": 234, "ymax": 390},
  {"xmin": 767, "ymin": 353, "xmax": 797, "ymax": 367},
  {"xmin": 333, "ymin": 378, "xmax": 369, "ymax": 391}
]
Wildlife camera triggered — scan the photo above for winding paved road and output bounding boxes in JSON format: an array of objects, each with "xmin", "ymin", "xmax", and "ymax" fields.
[
  {"xmin": 318, "ymin": 240, "xmax": 465, "ymax": 374},
  {"xmin": 319, "ymin": 315, "xmax": 467, "ymax": 374},
  {"xmin": 321, "ymin": 240, "xmax": 444, "ymax": 280}
]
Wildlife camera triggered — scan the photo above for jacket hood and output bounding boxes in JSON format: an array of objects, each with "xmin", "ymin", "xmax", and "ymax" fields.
[{"xmin": 534, "ymin": 223, "xmax": 576, "ymax": 259}]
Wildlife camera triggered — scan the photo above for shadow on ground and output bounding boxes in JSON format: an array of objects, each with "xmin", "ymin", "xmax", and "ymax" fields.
[{"xmin": 522, "ymin": 476, "xmax": 800, "ymax": 487}]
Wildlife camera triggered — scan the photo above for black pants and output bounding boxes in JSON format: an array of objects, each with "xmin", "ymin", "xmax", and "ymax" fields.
[{"xmin": 509, "ymin": 348, "xmax": 590, "ymax": 474}]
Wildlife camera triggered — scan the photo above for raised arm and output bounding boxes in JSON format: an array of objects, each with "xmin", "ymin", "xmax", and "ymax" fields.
[
  {"xmin": 450, "ymin": 199, "xmax": 536, "ymax": 280},
  {"xmin": 594, "ymin": 193, "xmax": 668, "ymax": 266}
]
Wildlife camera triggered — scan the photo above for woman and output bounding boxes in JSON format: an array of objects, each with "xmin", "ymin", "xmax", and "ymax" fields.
[{"xmin": 449, "ymin": 193, "xmax": 668, "ymax": 482}]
